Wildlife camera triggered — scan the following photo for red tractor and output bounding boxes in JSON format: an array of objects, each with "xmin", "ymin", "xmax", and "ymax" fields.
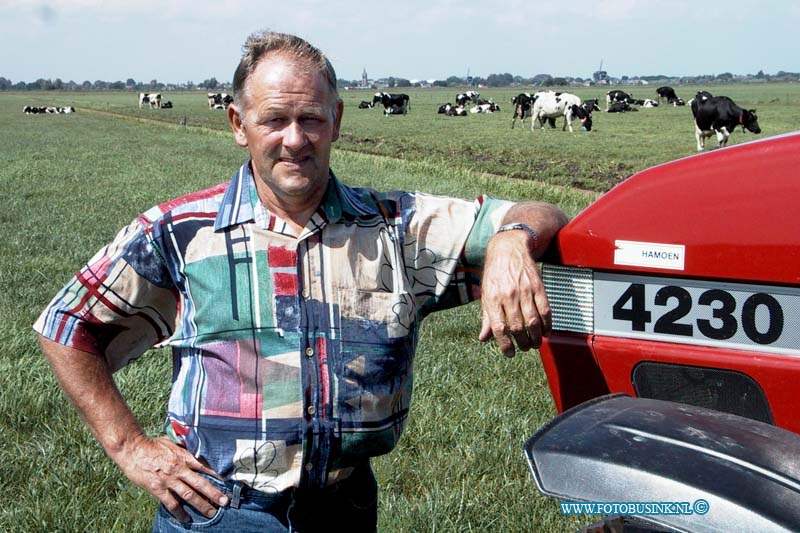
[{"xmin": 526, "ymin": 132, "xmax": 800, "ymax": 532}]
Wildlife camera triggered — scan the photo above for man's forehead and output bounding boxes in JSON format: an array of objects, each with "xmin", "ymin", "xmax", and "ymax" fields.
[
  {"xmin": 252, "ymin": 54, "xmax": 326, "ymax": 87},
  {"xmin": 243, "ymin": 55, "xmax": 334, "ymax": 103}
]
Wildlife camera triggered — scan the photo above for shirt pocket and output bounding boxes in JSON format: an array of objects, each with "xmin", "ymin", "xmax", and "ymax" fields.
[{"xmin": 335, "ymin": 289, "xmax": 416, "ymax": 422}]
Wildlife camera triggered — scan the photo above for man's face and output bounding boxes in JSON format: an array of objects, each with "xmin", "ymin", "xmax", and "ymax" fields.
[{"xmin": 230, "ymin": 54, "xmax": 343, "ymax": 205}]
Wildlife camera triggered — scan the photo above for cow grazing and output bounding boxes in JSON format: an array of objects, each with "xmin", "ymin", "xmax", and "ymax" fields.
[
  {"xmin": 139, "ymin": 93, "xmax": 162, "ymax": 109},
  {"xmin": 456, "ymin": 91, "xmax": 480, "ymax": 106},
  {"xmin": 511, "ymin": 93, "xmax": 533, "ymax": 129},
  {"xmin": 691, "ymin": 95, "xmax": 761, "ymax": 151},
  {"xmin": 358, "ymin": 100, "xmax": 374, "ymax": 109},
  {"xmin": 531, "ymin": 92, "xmax": 584, "ymax": 132},
  {"xmin": 607, "ymin": 101, "xmax": 637, "ymax": 113},
  {"xmin": 606, "ymin": 90, "xmax": 632, "ymax": 110},
  {"xmin": 207, "ymin": 93, "xmax": 233, "ymax": 109},
  {"xmin": 571, "ymin": 104, "xmax": 593, "ymax": 131},
  {"xmin": 583, "ymin": 98, "xmax": 601, "ymax": 112},
  {"xmin": 373, "ymin": 92, "xmax": 410, "ymax": 115},
  {"xmin": 656, "ymin": 86, "xmax": 678, "ymax": 103}
]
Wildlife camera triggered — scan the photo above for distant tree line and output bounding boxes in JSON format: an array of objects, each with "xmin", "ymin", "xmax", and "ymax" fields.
[
  {"xmin": 0, "ymin": 76, "xmax": 231, "ymax": 91},
  {"xmin": 338, "ymin": 70, "xmax": 800, "ymax": 89},
  {"xmin": 4, "ymin": 70, "xmax": 799, "ymax": 92}
]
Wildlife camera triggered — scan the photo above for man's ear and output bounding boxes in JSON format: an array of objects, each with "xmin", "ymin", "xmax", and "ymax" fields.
[
  {"xmin": 332, "ymin": 99, "xmax": 344, "ymax": 142},
  {"xmin": 228, "ymin": 104, "xmax": 248, "ymax": 147}
]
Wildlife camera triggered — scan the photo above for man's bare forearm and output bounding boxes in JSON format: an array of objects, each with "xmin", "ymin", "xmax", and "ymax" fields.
[
  {"xmin": 499, "ymin": 201, "xmax": 569, "ymax": 259},
  {"xmin": 38, "ymin": 335, "xmax": 229, "ymax": 520},
  {"xmin": 38, "ymin": 335, "xmax": 145, "ymax": 458}
]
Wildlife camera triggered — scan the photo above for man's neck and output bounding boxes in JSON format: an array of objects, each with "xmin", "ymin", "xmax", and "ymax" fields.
[{"xmin": 253, "ymin": 176, "xmax": 329, "ymax": 235}]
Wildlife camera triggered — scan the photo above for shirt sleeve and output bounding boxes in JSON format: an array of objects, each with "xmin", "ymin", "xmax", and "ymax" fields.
[
  {"xmin": 33, "ymin": 217, "xmax": 179, "ymax": 372},
  {"xmin": 401, "ymin": 193, "xmax": 513, "ymax": 317}
]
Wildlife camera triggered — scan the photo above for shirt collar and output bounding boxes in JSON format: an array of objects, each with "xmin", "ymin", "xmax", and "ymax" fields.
[{"xmin": 214, "ymin": 161, "xmax": 381, "ymax": 232}]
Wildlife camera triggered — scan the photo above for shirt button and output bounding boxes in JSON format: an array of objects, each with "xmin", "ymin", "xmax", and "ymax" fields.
[
  {"xmin": 302, "ymin": 288, "xmax": 310, "ymax": 299},
  {"xmin": 307, "ymin": 405, "xmax": 316, "ymax": 415},
  {"xmin": 305, "ymin": 462, "xmax": 313, "ymax": 472},
  {"xmin": 305, "ymin": 347, "xmax": 314, "ymax": 357}
]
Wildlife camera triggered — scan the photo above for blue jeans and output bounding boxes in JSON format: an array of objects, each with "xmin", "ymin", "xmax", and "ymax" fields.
[{"xmin": 151, "ymin": 463, "xmax": 378, "ymax": 532}]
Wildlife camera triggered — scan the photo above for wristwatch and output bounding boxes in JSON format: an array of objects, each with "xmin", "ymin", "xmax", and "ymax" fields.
[{"xmin": 496, "ymin": 222, "xmax": 539, "ymax": 251}]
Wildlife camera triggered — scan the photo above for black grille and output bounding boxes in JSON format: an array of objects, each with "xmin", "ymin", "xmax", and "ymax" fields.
[{"xmin": 632, "ymin": 362, "xmax": 774, "ymax": 424}]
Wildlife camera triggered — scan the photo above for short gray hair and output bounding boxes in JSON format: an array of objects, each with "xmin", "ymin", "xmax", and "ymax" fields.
[{"xmin": 232, "ymin": 30, "xmax": 339, "ymax": 108}]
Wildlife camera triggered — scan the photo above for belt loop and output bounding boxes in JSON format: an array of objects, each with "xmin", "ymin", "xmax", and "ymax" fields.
[{"xmin": 230, "ymin": 483, "xmax": 243, "ymax": 509}]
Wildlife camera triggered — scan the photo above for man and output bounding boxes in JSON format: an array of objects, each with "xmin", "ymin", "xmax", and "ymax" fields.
[{"xmin": 35, "ymin": 31, "xmax": 568, "ymax": 531}]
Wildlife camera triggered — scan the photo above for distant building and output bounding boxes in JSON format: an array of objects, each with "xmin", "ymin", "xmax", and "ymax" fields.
[
  {"xmin": 361, "ymin": 68, "xmax": 369, "ymax": 88},
  {"xmin": 593, "ymin": 69, "xmax": 609, "ymax": 84},
  {"xmin": 593, "ymin": 60, "xmax": 609, "ymax": 84}
]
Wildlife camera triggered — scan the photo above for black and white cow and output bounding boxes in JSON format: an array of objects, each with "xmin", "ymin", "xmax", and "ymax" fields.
[
  {"xmin": 687, "ymin": 91, "xmax": 712, "ymax": 107},
  {"xmin": 161, "ymin": 101, "xmax": 173, "ymax": 109},
  {"xmin": 373, "ymin": 92, "xmax": 410, "ymax": 115},
  {"xmin": 656, "ymin": 86, "xmax": 678, "ymax": 103},
  {"xmin": 23, "ymin": 105, "xmax": 75, "ymax": 114},
  {"xmin": 207, "ymin": 93, "xmax": 233, "ymax": 109},
  {"xmin": 571, "ymin": 104, "xmax": 593, "ymax": 131},
  {"xmin": 531, "ymin": 92, "xmax": 584, "ymax": 132},
  {"xmin": 470, "ymin": 100, "xmax": 500, "ymax": 113},
  {"xmin": 139, "ymin": 93, "xmax": 162, "ymax": 109},
  {"xmin": 606, "ymin": 90, "xmax": 632, "ymax": 110},
  {"xmin": 671, "ymin": 98, "xmax": 686, "ymax": 106},
  {"xmin": 511, "ymin": 93, "xmax": 533, "ymax": 129},
  {"xmin": 642, "ymin": 99, "xmax": 659, "ymax": 108},
  {"xmin": 437, "ymin": 103, "xmax": 467, "ymax": 116},
  {"xmin": 691, "ymin": 96, "xmax": 761, "ymax": 151},
  {"xmin": 358, "ymin": 100, "xmax": 374, "ymax": 109},
  {"xmin": 583, "ymin": 98, "xmax": 601, "ymax": 112},
  {"xmin": 456, "ymin": 91, "xmax": 480, "ymax": 106},
  {"xmin": 606, "ymin": 101, "xmax": 637, "ymax": 113},
  {"xmin": 384, "ymin": 105, "xmax": 407, "ymax": 115}
]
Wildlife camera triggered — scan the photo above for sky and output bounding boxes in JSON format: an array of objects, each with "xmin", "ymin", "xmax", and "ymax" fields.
[{"xmin": 1, "ymin": 0, "xmax": 798, "ymax": 84}]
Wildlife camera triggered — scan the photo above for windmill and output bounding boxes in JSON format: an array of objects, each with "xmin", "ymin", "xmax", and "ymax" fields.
[{"xmin": 593, "ymin": 60, "xmax": 608, "ymax": 83}]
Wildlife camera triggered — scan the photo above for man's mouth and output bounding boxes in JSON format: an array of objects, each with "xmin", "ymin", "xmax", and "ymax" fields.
[{"xmin": 279, "ymin": 156, "xmax": 311, "ymax": 165}]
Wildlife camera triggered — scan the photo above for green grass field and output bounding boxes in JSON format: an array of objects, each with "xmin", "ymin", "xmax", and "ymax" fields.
[{"xmin": 2, "ymin": 84, "xmax": 798, "ymax": 532}]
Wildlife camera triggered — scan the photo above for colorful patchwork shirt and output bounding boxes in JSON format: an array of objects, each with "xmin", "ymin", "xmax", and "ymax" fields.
[{"xmin": 34, "ymin": 161, "xmax": 513, "ymax": 492}]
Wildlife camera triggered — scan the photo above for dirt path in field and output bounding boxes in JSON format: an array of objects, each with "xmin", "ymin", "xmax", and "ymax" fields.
[
  {"xmin": 78, "ymin": 106, "xmax": 230, "ymax": 134},
  {"xmin": 77, "ymin": 106, "xmax": 601, "ymax": 199}
]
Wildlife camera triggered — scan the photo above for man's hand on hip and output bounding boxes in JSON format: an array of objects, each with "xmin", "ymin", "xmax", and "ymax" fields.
[{"xmin": 115, "ymin": 435, "xmax": 229, "ymax": 522}]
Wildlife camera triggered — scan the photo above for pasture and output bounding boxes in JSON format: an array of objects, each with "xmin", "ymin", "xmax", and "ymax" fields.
[{"xmin": 2, "ymin": 83, "xmax": 799, "ymax": 532}]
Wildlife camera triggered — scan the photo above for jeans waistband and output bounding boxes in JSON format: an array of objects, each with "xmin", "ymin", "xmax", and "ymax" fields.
[
  {"xmin": 203, "ymin": 474, "xmax": 292, "ymax": 511},
  {"xmin": 203, "ymin": 463, "xmax": 373, "ymax": 511}
]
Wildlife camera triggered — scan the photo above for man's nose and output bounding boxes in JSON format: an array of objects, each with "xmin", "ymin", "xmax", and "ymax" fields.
[{"xmin": 282, "ymin": 121, "xmax": 307, "ymax": 149}]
